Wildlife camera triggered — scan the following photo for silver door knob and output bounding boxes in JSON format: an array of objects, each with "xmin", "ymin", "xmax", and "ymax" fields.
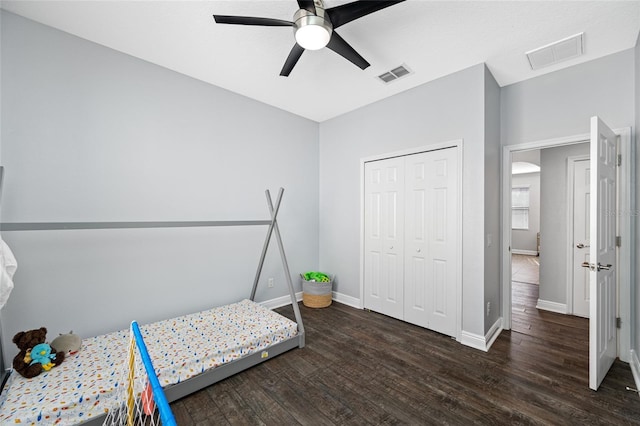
[
  {"xmin": 581, "ymin": 261, "xmax": 596, "ymax": 271},
  {"xmin": 576, "ymin": 243, "xmax": 590, "ymax": 249},
  {"xmin": 597, "ymin": 263, "xmax": 612, "ymax": 271},
  {"xmin": 416, "ymin": 248, "xmax": 421, "ymax": 253},
  {"xmin": 582, "ymin": 261, "xmax": 612, "ymax": 271}
]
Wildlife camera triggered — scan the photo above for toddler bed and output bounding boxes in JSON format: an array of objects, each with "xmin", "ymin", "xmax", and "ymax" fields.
[
  {"xmin": 0, "ymin": 299, "xmax": 300, "ymax": 425},
  {"xmin": 0, "ymin": 187, "xmax": 305, "ymax": 425}
]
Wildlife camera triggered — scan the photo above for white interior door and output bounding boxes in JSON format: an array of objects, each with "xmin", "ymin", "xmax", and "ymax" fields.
[
  {"xmin": 588, "ymin": 116, "xmax": 618, "ymax": 391},
  {"xmin": 573, "ymin": 159, "xmax": 590, "ymax": 318},
  {"xmin": 364, "ymin": 158, "xmax": 405, "ymax": 320}
]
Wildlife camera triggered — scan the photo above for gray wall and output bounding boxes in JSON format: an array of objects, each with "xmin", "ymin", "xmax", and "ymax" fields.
[
  {"xmin": 539, "ymin": 143, "xmax": 589, "ymax": 305},
  {"xmin": 0, "ymin": 11, "xmax": 319, "ymax": 365},
  {"xmin": 634, "ymin": 31, "xmax": 639, "ymax": 361},
  {"xmin": 0, "ymin": 9, "xmax": 4, "ymax": 378},
  {"xmin": 502, "ymin": 49, "xmax": 635, "ymax": 145},
  {"xmin": 484, "ymin": 66, "xmax": 501, "ymax": 332},
  {"xmin": 511, "ymin": 172, "xmax": 540, "ymax": 253},
  {"xmin": 319, "ymin": 63, "xmax": 489, "ymax": 337}
]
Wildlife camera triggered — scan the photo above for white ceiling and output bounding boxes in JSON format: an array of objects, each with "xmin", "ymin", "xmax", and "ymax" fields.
[{"xmin": 2, "ymin": 1, "xmax": 639, "ymax": 122}]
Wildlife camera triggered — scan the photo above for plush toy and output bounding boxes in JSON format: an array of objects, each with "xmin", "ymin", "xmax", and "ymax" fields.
[
  {"xmin": 28, "ymin": 343, "xmax": 58, "ymax": 371},
  {"xmin": 51, "ymin": 331, "xmax": 82, "ymax": 356},
  {"xmin": 12, "ymin": 327, "xmax": 65, "ymax": 379}
]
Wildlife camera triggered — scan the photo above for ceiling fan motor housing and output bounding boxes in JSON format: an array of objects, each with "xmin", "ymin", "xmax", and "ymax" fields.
[{"xmin": 293, "ymin": 7, "xmax": 333, "ymax": 50}]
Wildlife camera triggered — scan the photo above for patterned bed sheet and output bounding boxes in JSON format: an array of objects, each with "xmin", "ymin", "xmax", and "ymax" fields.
[{"xmin": 0, "ymin": 299, "xmax": 298, "ymax": 425}]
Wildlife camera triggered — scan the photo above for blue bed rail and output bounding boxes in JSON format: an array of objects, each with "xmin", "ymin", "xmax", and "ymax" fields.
[{"xmin": 131, "ymin": 321, "xmax": 177, "ymax": 426}]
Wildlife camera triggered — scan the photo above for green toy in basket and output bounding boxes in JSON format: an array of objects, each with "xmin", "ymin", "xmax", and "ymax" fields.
[
  {"xmin": 303, "ymin": 271, "xmax": 331, "ymax": 282},
  {"xmin": 302, "ymin": 271, "xmax": 333, "ymax": 308}
]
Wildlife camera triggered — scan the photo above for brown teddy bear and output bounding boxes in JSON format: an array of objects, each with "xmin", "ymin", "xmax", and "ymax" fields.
[{"xmin": 12, "ymin": 327, "xmax": 65, "ymax": 379}]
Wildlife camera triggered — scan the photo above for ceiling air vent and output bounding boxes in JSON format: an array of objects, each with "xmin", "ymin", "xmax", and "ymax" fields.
[
  {"xmin": 377, "ymin": 64, "xmax": 412, "ymax": 84},
  {"xmin": 526, "ymin": 33, "xmax": 584, "ymax": 70}
]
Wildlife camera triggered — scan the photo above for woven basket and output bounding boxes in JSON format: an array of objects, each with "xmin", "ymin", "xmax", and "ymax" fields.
[{"xmin": 302, "ymin": 278, "xmax": 333, "ymax": 308}]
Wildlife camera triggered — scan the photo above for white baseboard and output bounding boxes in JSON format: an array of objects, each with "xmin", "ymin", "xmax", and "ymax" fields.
[
  {"xmin": 260, "ymin": 292, "xmax": 303, "ymax": 310},
  {"xmin": 460, "ymin": 317, "xmax": 504, "ymax": 352},
  {"xmin": 512, "ymin": 249, "xmax": 538, "ymax": 256},
  {"xmin": 460, "ymin": 331, "xmax": 485, "ymax": 351},
  {"xmin": 332, "ymin": 291, "xmax": 362, "ymax": 309},
  {"xmin": 261, "ymin": 291, "xmax": 361, "ymax": 310},
  {"xmin": 630, "ymin": 350, "xmax": 640, "ymax": 399},
  {"xmin": 485, "ymin": 317, "xmax": 504, "ymax": 350},
  {"xmin": 536, "ymin": 299, "xmax": 567, "ymax": 314}
]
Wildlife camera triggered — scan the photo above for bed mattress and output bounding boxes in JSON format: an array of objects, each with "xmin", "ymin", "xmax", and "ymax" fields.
[{"xmin": 0, "ymin": 299, "xmax": 298, "ymax": 425}]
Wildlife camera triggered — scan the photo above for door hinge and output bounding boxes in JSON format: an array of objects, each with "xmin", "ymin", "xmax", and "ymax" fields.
[
  {"xmin": 616, "ymin": 317, "xmax": 622, "ymax": 329},
  {"xmin": 617, "ymin": 154, "xmax": 622, "ymax": 166},
  {"xmin": 616, "ymin": 236, "xmax": 622, "ymax": 247}
]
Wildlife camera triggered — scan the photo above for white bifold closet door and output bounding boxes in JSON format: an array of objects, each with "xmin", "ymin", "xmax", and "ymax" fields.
[
  {"xmin": 364, "ymin": 147, "xmax": 458, "ymax": 337},
  {"xmin": 363, "ymin": 156, "xmax": 405, "ymax": 321}
]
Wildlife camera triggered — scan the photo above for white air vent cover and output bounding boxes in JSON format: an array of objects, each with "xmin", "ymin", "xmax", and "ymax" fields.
[
  {"xmin": 526, "ymin": 33, "xmax": 584, "ymax": 70},
  {"xmin": 377, "ymin": 64, "xmax": 412, "ymax": 83}
]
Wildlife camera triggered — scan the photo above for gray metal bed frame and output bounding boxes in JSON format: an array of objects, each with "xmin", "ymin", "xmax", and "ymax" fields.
[{"xmin": 0, "ymin": 170, "xmax": 305, "ymax": 424}]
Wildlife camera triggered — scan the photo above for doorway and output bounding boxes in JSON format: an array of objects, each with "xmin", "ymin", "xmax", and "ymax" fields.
[
  {"xmin": 501, "ymin": 126, "xmax": 633, "ymax": 385},
  {"xmin": 509, "ymin": 145, "xmax": 592, "ymax": 337},
  {"xmin": 509, "ymin": 151, "xmax": 542, "ymax": 335}
]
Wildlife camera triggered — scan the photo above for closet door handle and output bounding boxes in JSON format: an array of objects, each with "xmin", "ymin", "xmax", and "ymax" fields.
[
  {"xmin": 390, "ymin": 246, "xmax": 394, "ymax": 250},
  {"xmin": 416, "ymin": 248, "xmax": 421, "ymax": 253}
]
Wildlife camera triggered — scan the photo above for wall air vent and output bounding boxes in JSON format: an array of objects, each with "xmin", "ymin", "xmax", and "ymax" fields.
[
  {"xmin": 377, "ymin": 64, "xmax": 412, "ymax": 84},
  {"xmin": 526, "ymin": 33, "xmax": 584, "ymax": 70}
]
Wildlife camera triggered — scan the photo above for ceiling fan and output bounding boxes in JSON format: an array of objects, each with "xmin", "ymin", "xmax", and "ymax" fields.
[{"xmin": 213, "ymin": 0, "xmax": 406, "ymax": 76}]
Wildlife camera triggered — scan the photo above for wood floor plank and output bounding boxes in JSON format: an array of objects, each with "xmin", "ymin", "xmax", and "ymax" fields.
[{"xmin": 170, "ymin": 285, "xmax": 640, "ymax": 425}]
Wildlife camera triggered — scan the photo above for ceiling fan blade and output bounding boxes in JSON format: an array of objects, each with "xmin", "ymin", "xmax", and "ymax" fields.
[
  {"xmin": 213, "ymin": 15, "xmax": 294, "ymax": 27},
  {"xmin": 326, "ymin": 32, "xmax": 370, "ymax": 70},
  {"xmin": 326, "ymin": 0, "xmax": 406, "ymax": 29},
  {"xmin": 297, "ymin": 0, "xmax": 316, "ymax": 14},
  {"xmin": 280, "ymin": 44, "xmax": 306, "ymax": 76}
]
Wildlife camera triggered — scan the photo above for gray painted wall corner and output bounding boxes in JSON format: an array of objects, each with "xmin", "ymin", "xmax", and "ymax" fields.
[{"xmin": 484, "ymin": 65, "xmax": 502, "ymax": 333}]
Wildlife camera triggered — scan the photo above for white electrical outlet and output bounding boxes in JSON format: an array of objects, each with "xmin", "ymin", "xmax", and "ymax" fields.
[{"xmin": 268, "ymin": 278, "xmax": 274, "ymax": 288}]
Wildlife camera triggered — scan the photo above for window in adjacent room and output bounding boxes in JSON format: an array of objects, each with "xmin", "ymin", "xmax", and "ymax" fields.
[{"xmin": 512, "ymin": 186, "xmax": 530, "ymax": 230}]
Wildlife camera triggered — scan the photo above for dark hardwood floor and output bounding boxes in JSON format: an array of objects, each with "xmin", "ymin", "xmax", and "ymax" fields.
[{"xmin": 170, "ymin": 293, "xmax": 640, "ymax": 425}]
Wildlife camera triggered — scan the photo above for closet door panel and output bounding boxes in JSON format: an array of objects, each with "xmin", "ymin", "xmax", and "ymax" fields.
[
  {"xmin": 364, "ymin": 158, "xmax": 404, "ymax": 320},
  {"xmin": 364, "ymin": 166, "xmax": 383, "ymax": 312},
  {"xmin": 404, "ymin": 153, "xmax": 429, "ymax": 327},
  {"xmin": 425, "ymin": 149, "xmax": 458, "ymax": 337}
]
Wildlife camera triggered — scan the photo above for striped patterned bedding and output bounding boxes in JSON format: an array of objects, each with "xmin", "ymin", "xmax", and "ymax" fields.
[{"xmin": 0, "ymin": 299, "xmax": 298, "ymax": 425}]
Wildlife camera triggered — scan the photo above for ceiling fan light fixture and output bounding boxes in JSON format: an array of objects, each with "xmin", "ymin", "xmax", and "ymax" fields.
[
  {"xmin": 293, "ymin": 8, "xmax": 332, "ymax": 51},
  {"xmin": 295, "ymin": 24, "xmax": 331, "ymax": 50}
]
